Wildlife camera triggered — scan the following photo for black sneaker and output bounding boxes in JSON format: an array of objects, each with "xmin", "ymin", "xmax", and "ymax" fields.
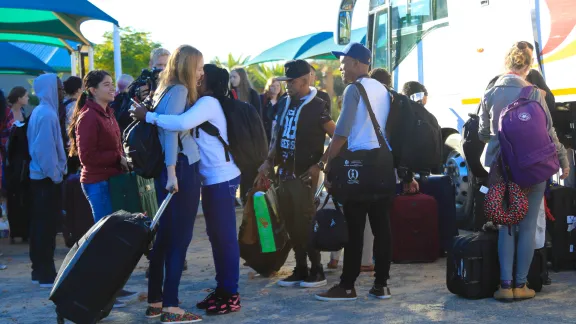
[
  {"xmin": 369, "ymin": 284, "xmax": 391, "ymax": 299},
  {"xmin": 300, "ymin": 266, "xmax": 327, "ymax": 288},
  {"xmin": 197, "ymin": 291, "xmax": 218, "ymax": 310},
  {"xmin": 315, "ymin": 285, "xmax": 357, "ymax": 301},
  {"xmin": 277, "ymin": 268, "xmax": 308, "ymax": 287},
  {"xmin": 206, "ymin": 293, "xmax": 241, "ymax": 315}
]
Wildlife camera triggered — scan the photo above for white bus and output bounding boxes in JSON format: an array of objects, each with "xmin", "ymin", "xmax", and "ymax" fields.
[{"xmin": 336, "ymin": 0, "xmax": 576, "ymax": 221}]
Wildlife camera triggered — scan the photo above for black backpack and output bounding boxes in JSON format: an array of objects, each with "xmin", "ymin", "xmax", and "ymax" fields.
[
  {"xmin": 123, "ymin": 86, "xmax": 174, "ymax": 179},
  {"xmin": 310, "ymin": 196, "xmax": 348, "ymax": 252},
  {"xmin": 196, "ymin": 97, "xmax": 268, "ymax": 172},
  {"xmin": 388, "ymin": 89, "xmax": 443, "ymax": 172},
  {"xmin": 5, "ymin": 115, "xmax": 31, "ymax": 188}
]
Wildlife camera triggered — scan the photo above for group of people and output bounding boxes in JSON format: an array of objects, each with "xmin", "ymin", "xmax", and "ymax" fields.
[{"xmin": 0, "ymin": 37, "xmax": 569, "ymax": 323}]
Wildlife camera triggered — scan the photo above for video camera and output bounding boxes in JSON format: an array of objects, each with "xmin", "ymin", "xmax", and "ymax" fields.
[{"xmin": 134, "ymin": 67, "xmax": 163, "ymax": 100}]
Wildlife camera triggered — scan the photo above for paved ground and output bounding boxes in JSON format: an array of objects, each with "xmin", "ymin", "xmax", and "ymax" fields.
[{"xmin": 1, "ymin": 211, "xmax": 576, "ymax": 324}]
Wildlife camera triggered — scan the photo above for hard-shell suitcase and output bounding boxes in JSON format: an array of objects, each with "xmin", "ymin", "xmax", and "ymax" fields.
[
  {"xmin": 50, "ymin": 193, "xmax": 173, "ymax": 324},
  {"xmin": 62, "ymin": 173, "xmax": 94, "ymax": 248},
  {"xmin": 390, "ymin": 193, "xmax": 440, "ymax": 263},
  {"xmin": 447, "ymin": 231, "xmax": 499, "ymax": 299},
  {"xmin": 546, "ymin": 185, "xmax": 576, "ymax": 271},
  {"xmin": 418, "ymin": 175, "xmax": 459, "ymax": 252},
  {"xmin": 109, "ymin": 172, "xmax": 159, "ymax": 217}
]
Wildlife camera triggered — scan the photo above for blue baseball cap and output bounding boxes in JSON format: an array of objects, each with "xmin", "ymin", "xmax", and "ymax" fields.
[{"xmin": 332, "ymin": 42, "xmax": 372, "ymax": 65}]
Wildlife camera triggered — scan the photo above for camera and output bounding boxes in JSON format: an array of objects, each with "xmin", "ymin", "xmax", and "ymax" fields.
[{"xmin": 134, "ymin": 67, "xmax": 163, "ymax": 101}]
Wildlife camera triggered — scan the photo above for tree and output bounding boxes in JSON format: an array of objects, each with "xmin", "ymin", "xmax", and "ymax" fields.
[
  {"xmin": 94, "ymin": 27, "xmax": 162, "ymax": 80},
  {"xmin": 210, "ymin": 53, "xmax": 249, "ymax": 71},
  {"xmin": 248, "ymin": 63, "xmax": 285, "ymax": 93}
]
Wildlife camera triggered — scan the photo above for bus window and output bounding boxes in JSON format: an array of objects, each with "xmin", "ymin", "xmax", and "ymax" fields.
[
  {"xmin": 390, "ymin": 0, "xmax": 448, "ymax": 69},
  {"xmin": 373, "ymin": 10, "xmax": 389, "ymax": 70}
]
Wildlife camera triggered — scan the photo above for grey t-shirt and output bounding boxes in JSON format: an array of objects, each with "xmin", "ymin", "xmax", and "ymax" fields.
[{"xmin": 334, "ymin": 84, "xmax": 360, "ymax": 137}]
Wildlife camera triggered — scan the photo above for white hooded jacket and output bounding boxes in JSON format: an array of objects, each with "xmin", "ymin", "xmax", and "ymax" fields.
[{"xmin": 27, "ymin": 73, "xmax": 67, "ymax": 183}]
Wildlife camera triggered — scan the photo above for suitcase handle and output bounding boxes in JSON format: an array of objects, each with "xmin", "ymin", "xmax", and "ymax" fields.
[{"xmin": 150, "ymin": 192, "xmax": 174, "ymax": 230}]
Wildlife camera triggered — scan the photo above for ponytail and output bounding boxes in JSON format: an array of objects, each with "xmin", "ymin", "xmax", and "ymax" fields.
[{"xmin": 67, "ymin": 91, "xmax": 88, "ymax": 157}]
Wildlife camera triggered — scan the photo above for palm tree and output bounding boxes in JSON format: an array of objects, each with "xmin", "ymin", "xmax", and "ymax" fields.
[
  {"xmin": 248, "ymin": 63, "xmax": 285, "ymax": 93},
  {"xmin": 210, "ymin": 53, "xmax": 249, "ymax": 71}
]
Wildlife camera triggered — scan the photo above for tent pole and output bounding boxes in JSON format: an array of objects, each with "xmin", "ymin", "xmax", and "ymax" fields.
[
  {"xmin": 113, "ymin": 24, "xmax": 122, "ymax": 78},
  {"xmin": 88, "ymin": 47, "xmax": 95, "ymax": 71},
  {"xmin": 70, "ymin": 51, "xmax": 77, "ymax": 77}
]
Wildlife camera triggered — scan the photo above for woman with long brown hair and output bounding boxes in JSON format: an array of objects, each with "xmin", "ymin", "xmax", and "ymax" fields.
[
  {"xmin": 143, "ymin": 45, "xmax": 204, "ymax": 323},
  {"xmin": 260, "ymin": 77, "xmax": 283, "ymax": 141},
  {"xmin": 230, "ymin": 67, "xmax": 261, "ymax": 116}
]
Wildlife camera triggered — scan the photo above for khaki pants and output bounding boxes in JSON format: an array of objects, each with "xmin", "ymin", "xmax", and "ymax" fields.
[{"xmin": 330, "ymin": 221, "xmax": 374, "ymax": 266}]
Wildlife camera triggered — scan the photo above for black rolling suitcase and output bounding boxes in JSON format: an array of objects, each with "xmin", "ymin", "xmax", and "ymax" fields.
[
  {"xmin": 446, "ymin": 231, "xmax": 499, "ymax": 299},
  {"xmin": 546, "ymin": 185, "xmax": 576, "ymax": 271},
  {"xmin": 418, "ymin": 175, "xmax": 459, "ymax": 252},
  {"xmin": 50, "ymin": 193, "xmax": 174, "ymax": 324}
]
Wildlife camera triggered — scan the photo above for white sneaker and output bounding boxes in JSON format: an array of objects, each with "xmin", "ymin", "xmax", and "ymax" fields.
[{"xmin": 0, "ymin": 264, "xmax": 7, "ymax": 270}]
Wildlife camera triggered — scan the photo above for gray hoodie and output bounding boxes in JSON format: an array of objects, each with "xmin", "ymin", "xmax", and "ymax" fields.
[
  {"xmin": 479, "ymin": 74, "xmax": 569, "ymax": 170},
  {"xmin": 27, "ymin": 74, "xmax": 67, "ymax": 183}
]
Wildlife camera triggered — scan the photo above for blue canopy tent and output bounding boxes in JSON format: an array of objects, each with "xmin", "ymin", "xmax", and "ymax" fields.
[
  {"xmin": 0, "ymin": 0, "xmax": 121, "ymax": 76},
  {"xmin": 247, "ymin": 32, "xmax": 333, "ymax": 65},
  {"xmin": 0, "ymin": 42, "xmax": 56, "ymax": 75},
  {"xmin": 295, "ymin": 28, "xmax": 366, "ymax": 60},
  {"xmin": 10, "ymin": 42, "xmax": 73, "ymax": 73},
  {"xmin": 247, "ymin": 28, "xmax": 367, "ymax": 65}
]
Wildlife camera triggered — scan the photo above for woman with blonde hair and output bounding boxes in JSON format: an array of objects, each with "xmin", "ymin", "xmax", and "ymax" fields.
[
  {"xmin": 230, "ymin": 67, "xmax": 261, "ymax": 116},
  {"xmin": 260, "ymin": 77, "xmax": 283, "ymax": 141},
  {"xmin": 144, "ymin": 45, "xmax": 204, "ymax": 323},
  {"xmin": 479, "ymin": 41, "xmax": 569, "ymax": 302}
]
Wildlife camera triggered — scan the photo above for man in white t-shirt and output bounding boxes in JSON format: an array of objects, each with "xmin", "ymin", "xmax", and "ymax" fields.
[{"xmin": 317, "ymin": 43, "xmax": 413, "ymax": 302}]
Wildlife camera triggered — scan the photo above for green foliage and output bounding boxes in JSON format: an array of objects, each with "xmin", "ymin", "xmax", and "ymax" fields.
[
  {"xmin": 210, "ymin": 53, "xmax": 249, "ymax": 71},
  {"xmin": 247, "ymin": 63, "xmax": 285, "ymax": 93},
  {"xmin": 94, "ymin": 27, "xmax": 162, "ymax": 80}
]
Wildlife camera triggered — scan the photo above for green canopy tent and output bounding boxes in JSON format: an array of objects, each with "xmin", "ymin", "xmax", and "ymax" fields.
[{"xmin": 0, "ymin": 0, "xmax": 121, "ymax": 76}]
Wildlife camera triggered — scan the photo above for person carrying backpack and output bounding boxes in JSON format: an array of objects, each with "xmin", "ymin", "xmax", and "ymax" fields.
[
  {"xmin": 478, "ymin": 41, "xmax": 569, "ymax": 302},
  {"xmin": 132, "ymin": 63, "xmax": 243, "ymax": 318}
]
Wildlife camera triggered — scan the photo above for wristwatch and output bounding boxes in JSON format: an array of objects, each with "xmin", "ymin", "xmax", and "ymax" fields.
[{"xmin": 317, "ymin": 161, "xmax": 325, "ymax": 171}]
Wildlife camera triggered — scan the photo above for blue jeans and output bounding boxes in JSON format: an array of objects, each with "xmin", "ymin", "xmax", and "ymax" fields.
[
  {"xmin": 498, "ymin": 182, "xmax": 546, "ymax": 284},
  {"xmin": 202, "ymin": 176, "xmax": 241, "ymax": 295},
  {"xmin": 81, "ymin": 180, "xmax": 113, "ymax": 223},
  {"xmin": 148, "ymin": 157, "xmax": 201, "ymax": 307}
]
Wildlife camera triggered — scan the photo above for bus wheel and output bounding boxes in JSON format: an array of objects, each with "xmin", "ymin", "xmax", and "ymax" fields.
[{"xmin": 443, "ymin": 133, "xmax": 473, "ymax": 228}]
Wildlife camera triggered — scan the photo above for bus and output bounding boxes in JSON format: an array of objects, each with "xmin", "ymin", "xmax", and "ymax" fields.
[{"xmin": 336, "ymin": 0, "xmax": 576, "ymax": 221}]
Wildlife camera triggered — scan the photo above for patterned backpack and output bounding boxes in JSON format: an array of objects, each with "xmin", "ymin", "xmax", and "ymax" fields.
[{"xmin": 498, "ymin": 86, "xmax": 559, "ymax": 188}]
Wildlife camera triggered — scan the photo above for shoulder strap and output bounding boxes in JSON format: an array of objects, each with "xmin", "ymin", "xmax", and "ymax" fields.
[
  {"xmin": 354, "ymin": 81, "xmax": 389, "ymax": 150},
  {"xmin": 151, "ymin": 85, "xmax": 175, "ymax": 112},
  {"xmin": 196, "ymin": 121, "xmax": 232, "ymax": 162},
  {"xmin": 519, "ymin": 86, "xmax": 534, "ymax": 99}
]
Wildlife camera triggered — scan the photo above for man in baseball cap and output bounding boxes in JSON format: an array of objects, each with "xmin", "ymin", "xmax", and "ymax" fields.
[
  {"xmin": 257, "ymin": 59, "xmax": 336, "ymax": 289},
  {"xmin": 332, "ymin": 42, "xmax": 372, "ymax": 66}
]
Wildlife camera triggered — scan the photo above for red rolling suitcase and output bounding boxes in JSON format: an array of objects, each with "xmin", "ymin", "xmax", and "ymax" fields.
[
  {"xmin": 62, "ymin": 173, "xmax": 95, "ymax": 248},
  {"xmin": 390, "ymin": 193, "xmax": 440, "ymax": 263},
  {"xmin": 50, "ymin": 193, "xmax": 174, "ymax": 324}
]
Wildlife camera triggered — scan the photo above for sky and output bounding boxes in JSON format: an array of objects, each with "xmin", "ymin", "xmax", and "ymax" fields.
[{"xmin": 81, "ymin": 0, "xmax": 370, "ymax": 62}]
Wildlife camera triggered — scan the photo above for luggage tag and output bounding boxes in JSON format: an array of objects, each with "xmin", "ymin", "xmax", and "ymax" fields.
[{"xmin": 479, "ymin": 186, "xmax": 489, "ymax": 194}]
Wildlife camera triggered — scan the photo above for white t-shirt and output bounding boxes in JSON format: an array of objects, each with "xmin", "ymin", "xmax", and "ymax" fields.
[
  {"xmin": 146, "ymin": 96, "xmax": 241, "ymax": 186},
  {"xmin": 334, "ymin": 78, "xmax": 391, "ymax": 151}
]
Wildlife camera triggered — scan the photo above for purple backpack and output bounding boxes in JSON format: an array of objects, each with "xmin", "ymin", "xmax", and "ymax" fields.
[{"xmin": 498, "ymin": 86, "xmax": 559, "ymax": 187}]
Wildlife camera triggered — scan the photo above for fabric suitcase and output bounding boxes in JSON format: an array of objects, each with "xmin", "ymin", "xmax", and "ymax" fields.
[
  {"xmin": 446, "ymin": 231, "xmax": 499, "ymax": 299},
  {"xmin": 109, "ymin": 172, "xmax": 158, "ymax": 217},
  {"xmin": 546, "ymin": 185, "xmax": 576, "ymax": 271},
  {"xmin": 62, "ymin": 173, "xmax": 94, "ymax": 248},
  {"xmin": 472, "ymin": 178, "xmax": 488, "ymax": 231},
  {"xmin": 418, "ymin": 175, "xmax": 459, "ymax": 252},
  {"xmin": 390, "ymin": 193, "xmax": 440, "ymax": 263},
  {"xmin": 239, "ymin": 185, "xmax": 291, "ymax": 276},
  {"xmin": 50, "ymin": 193, "xmax": 173, "ymax": 324}
]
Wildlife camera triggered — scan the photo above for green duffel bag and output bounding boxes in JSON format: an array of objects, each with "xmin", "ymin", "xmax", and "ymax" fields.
[{"xmin": 109, "ymin": 172, "xmax": 159, "ymax": 217}]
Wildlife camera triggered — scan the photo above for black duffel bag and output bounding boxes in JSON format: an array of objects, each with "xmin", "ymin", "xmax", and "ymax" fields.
[
  {"xmin": 327, "ymin": 82, "xmax": 396, "ymax": 203},
  {"xmin": 310, "ymin": 195, "xmax": 348, "ymax": 251}
]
